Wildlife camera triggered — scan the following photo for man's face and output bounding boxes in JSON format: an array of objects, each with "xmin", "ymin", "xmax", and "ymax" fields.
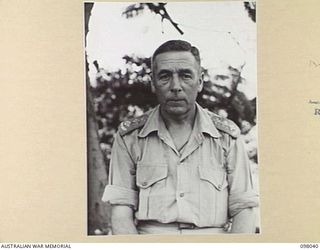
[{"xmin": 152, "ymin": 51, "xmax": 203, "ymax": 117}]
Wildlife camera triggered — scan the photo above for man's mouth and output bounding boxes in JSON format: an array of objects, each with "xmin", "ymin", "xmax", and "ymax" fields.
[{"xmin": 166, "ymin": 99, "xmax": 185, "ymax": 105}]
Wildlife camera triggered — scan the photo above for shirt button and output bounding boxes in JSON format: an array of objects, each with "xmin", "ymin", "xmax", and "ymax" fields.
[
  {"xmin": 142, "ymin": 182, "xmax": 148, "ymax": 186},
  {"xmin": 179, "ymin": 193, "xmax": 184, "ymax": 198},
  {"xmin": 129, "ymin": 169, "xmax": 136, "ymax": 175},
  {"xmin": 218, "ymin": 184, "xmax": 222, "ymax": 189}
]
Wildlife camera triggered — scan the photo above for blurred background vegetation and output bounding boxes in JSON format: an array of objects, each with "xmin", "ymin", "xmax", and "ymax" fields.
[{"xmin": 85, "ymin": 2, "xmax": 258, "ymax": 235}]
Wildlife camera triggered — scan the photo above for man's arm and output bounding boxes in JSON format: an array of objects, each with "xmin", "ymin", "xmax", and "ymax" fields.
[
  {"xmin": 111, "ymin": 205, "xmax": 138, "ymax": 235},
  {"xmin": 231, "ymin": 208, "xmax": 256, "ymax": 233},
  {"xmin": 225, "ymin": 132, "xmax": 259, "ymax": 233},
  {"xmin": 101, "ymin": 132, "xmax": 139, "ymax": 234}
]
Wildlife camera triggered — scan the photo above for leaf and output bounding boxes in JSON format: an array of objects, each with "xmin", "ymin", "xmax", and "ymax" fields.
[
  {"xmin": 244, "ymin": 2, "xmax": 256, "ymax": 22},
  {"xmin": 122, "ymin": 3, "xmax": 146, "ymax": 19}
]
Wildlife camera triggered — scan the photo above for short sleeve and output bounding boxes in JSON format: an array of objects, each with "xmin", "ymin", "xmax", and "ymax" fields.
[
  {"xmin": 101, "ymin": 132, "xmax": 138, "ymax": 210},
  {"xmin": 226, "ymin": 135, "xmax": 259, "ymax": 217}
]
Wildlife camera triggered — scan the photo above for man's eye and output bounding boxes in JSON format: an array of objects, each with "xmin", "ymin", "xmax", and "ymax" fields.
[
  {"xmin": 182, "ymin": 73, "xmax": 192, "ymax": 79},
  {"xmin": 159, "ymin": 74, "xmax": 170, "ymax": 81}
]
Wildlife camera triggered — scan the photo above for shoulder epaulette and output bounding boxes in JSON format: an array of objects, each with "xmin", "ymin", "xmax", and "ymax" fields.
[
  {"xmin": 119, "ymin": 113, "xmax": 149, "ymax": 136},
  {"xmin": 209, "ymin": 112, "xmax": 240, "ymax": 138}
]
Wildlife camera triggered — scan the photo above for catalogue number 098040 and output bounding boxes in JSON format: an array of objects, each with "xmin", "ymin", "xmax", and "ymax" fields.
[{"xmin": 300, "ymin": 244, "xmax": 319, "ymax": 248}]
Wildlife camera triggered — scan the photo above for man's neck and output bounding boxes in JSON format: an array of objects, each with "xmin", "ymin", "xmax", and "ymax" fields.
[{"xmin": 160, "ymin": 105, "xmax": 197, "ymax": 128}]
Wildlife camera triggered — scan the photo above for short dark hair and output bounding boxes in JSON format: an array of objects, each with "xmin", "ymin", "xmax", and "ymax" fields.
[{"xmin": 151, "ymin": 40, "xmax": 201, "ymax": 69}]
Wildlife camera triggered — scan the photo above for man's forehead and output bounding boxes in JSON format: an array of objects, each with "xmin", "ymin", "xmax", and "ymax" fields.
[{"xmin": 153, "ymin": 51, "xmax": 199, "ymax": 70}]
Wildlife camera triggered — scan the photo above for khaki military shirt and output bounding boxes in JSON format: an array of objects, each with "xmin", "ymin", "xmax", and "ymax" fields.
[{"xmin": 102, "ymin": 103, "xmax": 259, "ymax": 228}]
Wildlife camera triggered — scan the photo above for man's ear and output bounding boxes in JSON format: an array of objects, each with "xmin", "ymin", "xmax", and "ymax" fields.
[
  {"xmin": 197, "ymin": 71, "xmax": 204, "ymax": 93},
  {"xmin": 150, "ymin": 74, "xmax": 156, "ymax": 93}
]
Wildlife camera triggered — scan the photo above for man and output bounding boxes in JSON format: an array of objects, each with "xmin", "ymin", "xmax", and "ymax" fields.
[{"xmin": 102, "ymin": 40, "xmax": 259, "ymax": 234}]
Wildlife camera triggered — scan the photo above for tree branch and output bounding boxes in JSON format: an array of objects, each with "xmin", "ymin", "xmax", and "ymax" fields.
[{"xmin": 145, "ymin": 3, "xmax": 184, "ymax": 35}]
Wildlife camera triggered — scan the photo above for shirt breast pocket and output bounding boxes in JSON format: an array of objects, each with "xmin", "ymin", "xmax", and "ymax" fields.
[
  {"xmin": 136, "ymin": 163, "xmax": 168, "ymax": 219},
  {"xmin": 199, "ymin": 165, "xmax": 228, "ymax": 191},
  {"xmin": 198, "ymin": 157, "xmax": 229, "ymax": 226}
]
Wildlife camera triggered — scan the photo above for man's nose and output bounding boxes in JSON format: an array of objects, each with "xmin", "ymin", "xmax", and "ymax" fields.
[{"xmin": 170, "ymin": 74, "xmax": 182, "ymax": 93}]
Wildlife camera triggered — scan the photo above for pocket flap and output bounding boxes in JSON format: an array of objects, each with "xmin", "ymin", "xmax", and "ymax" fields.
[
  {"xmin": 199, "ymin": 166, "xmax": 228, "ymax": 191},
  {"xmin": 136, "ymin": 163, "xmax": 168, "ymax": 188}
]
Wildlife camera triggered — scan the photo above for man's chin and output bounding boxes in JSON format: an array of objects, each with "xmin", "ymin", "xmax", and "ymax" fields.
[{"xmin": 164, "ymin": 106, "xmax": 188, "ymax": 116}]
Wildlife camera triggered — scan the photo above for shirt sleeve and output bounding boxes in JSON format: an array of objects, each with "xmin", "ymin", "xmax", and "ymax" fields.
[
  {"xmin": 226, "ymin": 135, "xmax": 259, "ymax": 218},
  {"xmin": 101, "ymin": 132, "xmax": 138, "ymax": 210}
]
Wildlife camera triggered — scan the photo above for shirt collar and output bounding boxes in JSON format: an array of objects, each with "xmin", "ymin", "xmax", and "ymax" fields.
[
  {"xmin": 138, "ymin": 103, "xmax": 221, "ymax": 138},
  {"xmin": 194, "ymin": 103, "xmax": 221, "ymax": 138},
  {"xmin": 138, "ymin": 105, "xmax": 162, "ymax": 138}
]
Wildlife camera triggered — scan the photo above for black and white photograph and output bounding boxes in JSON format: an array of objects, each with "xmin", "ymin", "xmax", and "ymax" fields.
[{"xmin": 85, "ymin": 1, "xmax": 259, "ymax": 235}]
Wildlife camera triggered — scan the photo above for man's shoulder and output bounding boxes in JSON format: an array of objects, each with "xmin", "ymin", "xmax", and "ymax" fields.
[
  {"xmin": 118, "ymin": 110, "xmax": 152, "ymax": 137},
  {"xmin": 205, "ymin": 110, "xmax": 240, "ymax": 138}
]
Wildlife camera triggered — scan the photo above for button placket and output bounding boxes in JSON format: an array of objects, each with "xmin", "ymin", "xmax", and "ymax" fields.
[
  {"xmin": 177, "ymin": 158, "xmax": 187, "ymax": 201},
  {"xmin": 176, "ymin": 158, "xmax": 185, "ymax": 203}
]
